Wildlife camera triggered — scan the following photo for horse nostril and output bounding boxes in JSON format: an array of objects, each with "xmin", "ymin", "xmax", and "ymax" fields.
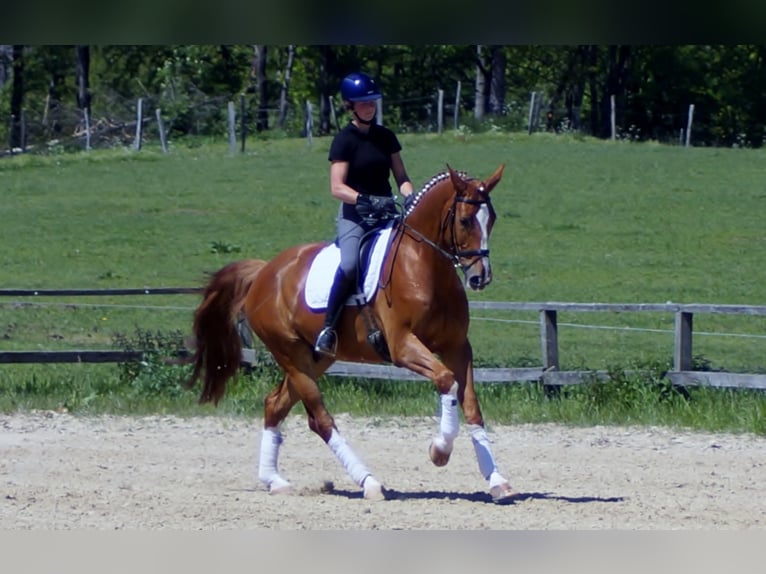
[{"xmin": 469, "ymin": 276, "xmax": 482, "ymax": 289}]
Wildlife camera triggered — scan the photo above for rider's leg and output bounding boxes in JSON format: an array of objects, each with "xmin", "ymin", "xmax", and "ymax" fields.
[
  {"xmin": 314, "ymin": 267, "xmax": 355, "ymax": 356},
  {"xmin": 314, "ymin": 216, "xmax": 363, "ymax": 357}
]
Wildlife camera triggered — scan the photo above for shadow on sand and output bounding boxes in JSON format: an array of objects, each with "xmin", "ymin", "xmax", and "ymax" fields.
[{"xmin": 330, "ymin": 488, "xmax": 626, "ymax": 505}]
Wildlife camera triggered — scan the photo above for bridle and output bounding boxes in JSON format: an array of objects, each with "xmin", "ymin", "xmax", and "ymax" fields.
[{"xmin": 401, "ymin": 185, "xmax": 493, "ymax": 277}]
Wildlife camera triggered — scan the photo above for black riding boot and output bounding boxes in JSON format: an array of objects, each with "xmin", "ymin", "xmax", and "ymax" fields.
[{"xmin": 314, "ymin": 268, "xmax": 355, "ymax": 358}]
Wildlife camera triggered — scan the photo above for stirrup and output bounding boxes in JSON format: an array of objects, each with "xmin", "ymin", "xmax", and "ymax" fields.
[{"xmin": 314, "ymin": 327, "xmax": 338, "ymax": 357}]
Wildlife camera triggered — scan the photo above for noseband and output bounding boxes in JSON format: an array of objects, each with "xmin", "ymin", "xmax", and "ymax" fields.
[{"xmin": 402, "ymin": 186, "xmax": 493, "ymax": 277}]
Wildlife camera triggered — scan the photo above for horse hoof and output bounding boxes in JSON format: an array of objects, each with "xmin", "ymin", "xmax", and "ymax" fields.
[
  {"xmin": 268, "ymin": 477, "xmax": 293, "ymax": 495},
  {"xmin": 429, "ymin": 441, "xmax": 451, "ymax": 467},
  {"xmin": 490, "ymin": 482, "xmax": 519, "ymax": 503},
  {"xmin": 363, "ymin": 476, "xmax": 385, "ymax": 501}
]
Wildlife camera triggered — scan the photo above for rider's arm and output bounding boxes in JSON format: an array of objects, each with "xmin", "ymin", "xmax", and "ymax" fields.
[
  {"xmin": 330, "ymin": 160, "xmax": 363, "ymax": 204},
  {"xmin": 391, "ymin": 152, "xmax": 414, "ymax": 197}
]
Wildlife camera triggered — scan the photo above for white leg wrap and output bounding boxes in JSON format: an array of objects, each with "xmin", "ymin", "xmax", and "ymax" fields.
[
  {"xmin": 258, "ymin": 427, "xmax": 291, "ymax": 491},
  {"xmin": 468, "ymin": 423, "xmax": 501, "ymax": 480},
  {"xmin": 434, "ymin": 383, "xmax": 460, "ymax": 452},
  {"xmin": 327, "ymin": 428, "xmax": 373, "ymax": 487}
]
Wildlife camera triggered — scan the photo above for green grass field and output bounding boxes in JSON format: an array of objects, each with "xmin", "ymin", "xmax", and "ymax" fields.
[{"xmin": 1, "ymin": 133, "xmax": 765, "ymax": 431}]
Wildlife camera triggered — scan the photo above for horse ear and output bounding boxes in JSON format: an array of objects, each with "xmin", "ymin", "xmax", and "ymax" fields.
[
  {"xmin": 482, "ymin": 163, "xmax": 505, "ymax": 194},
  {"xmin": 446, "ymin": 163, "xmax": 468, "ymax": 194}
]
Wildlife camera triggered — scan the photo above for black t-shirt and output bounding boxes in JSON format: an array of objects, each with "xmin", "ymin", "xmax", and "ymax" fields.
[{"xmin": 328, "ymin": 122, "xmax": 402, "ymax": 198}]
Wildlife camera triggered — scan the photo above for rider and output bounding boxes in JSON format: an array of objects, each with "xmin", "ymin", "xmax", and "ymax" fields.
[{"xmin": 314, "ymin": 71, "xmax": 415, "ymax": 357}]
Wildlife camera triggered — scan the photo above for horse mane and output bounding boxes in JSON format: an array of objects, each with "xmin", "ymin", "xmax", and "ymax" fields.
[{"xmin": 404, "ymin": 169, "xmax": 471, "ymax": 216}]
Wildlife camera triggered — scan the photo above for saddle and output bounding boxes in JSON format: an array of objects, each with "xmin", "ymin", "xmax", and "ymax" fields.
[
  {"xmin": 304, "ymin": 222, "xmax": 396, "ymax": 361},
  {"xmin": 304, "ymin": 222, "xmax": 395, "ymax": 311}
]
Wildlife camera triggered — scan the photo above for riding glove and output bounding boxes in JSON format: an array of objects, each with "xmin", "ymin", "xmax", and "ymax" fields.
[{"xmin": 356, "ymin": 194, "xmax": 396, "ymax": 225}]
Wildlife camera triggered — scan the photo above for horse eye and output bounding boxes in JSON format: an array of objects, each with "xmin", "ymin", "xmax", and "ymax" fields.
[{"xmin": 460, "ymin": 217, "xmax": 472, "ymax": 227}]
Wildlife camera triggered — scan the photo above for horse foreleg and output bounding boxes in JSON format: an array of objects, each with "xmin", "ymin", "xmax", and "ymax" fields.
[
  {"xmin": 258, "ymin": 375, "xmax": 299, "ymax": 494},
  {"xmin": 429, "ymin": 381, "xmax": 460, "ymax": 467},
  {"xmin": 390, "ymin": 333, "xmax": 462, "ymax": 467},
  {"xmin": 443, "ymin": 343, "xmax": 519, "ymax": 503}
]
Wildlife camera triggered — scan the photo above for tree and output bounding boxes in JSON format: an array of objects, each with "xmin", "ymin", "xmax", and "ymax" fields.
[
  {"xmin": 0, "ymin": 46, "xmax": 12, "ymax": 90},
  {"xmin": 75, "ymin": 45, "xmax": 91, "ymax": 113},
  {"xmin": 10, "ymin": 45, "xmax": 24, "ymax": 149},
  {"xmin": 277, "ymin": 45, "xmax": 295, "ymax": 129},
  {"xmin": 474, "ymin": 45, "xmax": 486, "ymax": 119},
  {"xmin": 488, "ymin": 46, "xmax": 506, "ymax": 115},
  {"xmin": 253, "ymin": 45, "xmax": 268, "ymax": 131}
]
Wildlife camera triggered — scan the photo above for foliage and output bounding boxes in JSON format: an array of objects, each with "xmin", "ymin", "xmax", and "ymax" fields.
[
  {"xmin": 113, "ymin": 328, "xmax": 191, "ymax": 398},
  {"xmin": 2, "ymin": 45, "xmax": 766, "ymax": 150}
]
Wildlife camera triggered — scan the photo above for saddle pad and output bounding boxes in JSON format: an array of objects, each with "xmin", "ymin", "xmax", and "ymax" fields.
[{"xmin": 305, "ymin": 225, "xmax": 394, "ymax": 311}]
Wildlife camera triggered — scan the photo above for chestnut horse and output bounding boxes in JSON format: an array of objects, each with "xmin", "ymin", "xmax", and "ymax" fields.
[{"xmin": 187, "ymin": 164, "xmax": 517, "ymax": 502}]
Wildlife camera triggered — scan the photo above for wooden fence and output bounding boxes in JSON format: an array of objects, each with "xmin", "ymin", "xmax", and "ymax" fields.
[{"xmin": 1, "ymin": 288, "xmax": 765, "ymax": 390}]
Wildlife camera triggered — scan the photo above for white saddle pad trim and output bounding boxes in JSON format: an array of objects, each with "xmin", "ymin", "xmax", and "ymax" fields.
[{"xmin": 305, "ymin": 225, "xmax": 394, "ymax": 311}]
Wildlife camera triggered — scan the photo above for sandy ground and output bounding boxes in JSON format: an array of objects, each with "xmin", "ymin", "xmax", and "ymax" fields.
[{"xmin": 1, "ymin": 411, "xmax": 765, "ymax": 530}]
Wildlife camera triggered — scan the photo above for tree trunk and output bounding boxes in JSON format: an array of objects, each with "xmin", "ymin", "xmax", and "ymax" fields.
[
  {"xmin": 585, "ymin": 46, "xmax": 600, "ymax": 136},
  {"xmin": 474, "ymin": 45, "xmax": 487, "ymax": 119},
  {"xmin": 75, "ymin": 45, "xmax": 91, "ymax": 112},
  {"xmin": 0, "ymin": 45, "xmax": 12, "ymax": 90},
  {"xmin": 488, "ymin": 46, "xmax": 506, "ymax": 115},
  {"xmin": 547, "ymin": 46, "xmax": 586, "ymax": 131},
  {"xmin": 278, "ymin": 45, "xmax": 295, "ymax": 128},
  {"xmin": 253, "ymin": 45, "xmax": 268, "ymax": 132},
  {"xmin": 317, "ymin": 46, "xmax": 335, "ymax": 136},
  {"xmin": 10, "ymin": 45, "xmax": 24, "ymax": 149},
  {"xmin": 599, "ymin": 45, "xmax": 631, "ymax": 138}
]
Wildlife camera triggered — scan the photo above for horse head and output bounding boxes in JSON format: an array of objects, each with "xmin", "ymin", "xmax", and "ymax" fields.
[{"xmin": 445, "ymin": 163, "xmax": 504, "ymax": 290}]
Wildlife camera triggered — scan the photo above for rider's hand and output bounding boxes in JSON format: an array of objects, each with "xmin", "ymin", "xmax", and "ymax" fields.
[{"xmin": 356, "ymin": 194, "xmax": 395, "ymax": 219}]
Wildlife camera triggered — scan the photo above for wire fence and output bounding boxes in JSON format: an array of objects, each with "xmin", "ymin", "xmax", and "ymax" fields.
[
  {"xmin": 2, "ymin": 289, "xmax": 766, "ymax": 389},
  {"xmin": 4, "ymin": 297, "xmax": 766, "ymax": 342},
  {"xmin": 4, "ymin": 86, "xmax": 643, "ymax": 158}
]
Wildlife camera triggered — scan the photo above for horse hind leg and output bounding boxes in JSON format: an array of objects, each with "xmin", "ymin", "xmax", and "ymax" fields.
[
  {"xmin": 258, "ymin": 374, "xmax": 299, "ymax": 494},
  {"xmin": 258, "ymin": 427, "xmax": 292, "ymax": 494},
  {"xmin": 290, "ymin": 369, "xmax": 384, "ymax": 501}
]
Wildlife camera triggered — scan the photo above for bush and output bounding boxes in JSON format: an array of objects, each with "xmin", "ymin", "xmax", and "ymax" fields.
[{"xmin": 113, "ymin": 328, "xmax": 192, "ymax": 398}]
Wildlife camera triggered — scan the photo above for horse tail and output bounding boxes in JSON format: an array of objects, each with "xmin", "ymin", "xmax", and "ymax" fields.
[{"xmin": 187, "ymin": 259, "xmax": 267, "ymax": 405}]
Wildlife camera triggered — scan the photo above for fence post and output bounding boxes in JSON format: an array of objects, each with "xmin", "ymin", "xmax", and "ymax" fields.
[
  {"xmin": 376, "ymin": 99, "xmax": 383, "ymax": 126},
  {"xmin": 239, "ymin": 93, "xmax": 246, "ymax": 153},
  {"xmin": 685, "ymin": 104, "xmax": 695, "ymax": 147},
  {"xmin": 540, "ymin": 309, "xmax": 560, "ymax": 397},
  {"xmin": 83, "ymin": 107, "xmax": 91, "ymax": 151},
  {"xmin": 610, "ymin": 94, "xmax": 616, "ymax": 140},
  {"xmin": 540, "ymin": 309, "xmax": 559, "ymax": 370},
  {"xmin": 527, "ymin": 92, "xmax": 536, "ymax": 134},
  {"xmin": 134, "ymin": 98, "xmax": 143, "ymax": 150},
  {"xmin": 227, "ymin": 101, "xmax": 237, "ymax": 153},
  {"xmin": 674, "ymin": 311, "xmax": 693, "ymax": 371},
  {"xmin": 155, "ymin": 108, "xmax": 167, "ymax": 154},
  {"xmin": 20, "ymin": 108, "xmax": 27, "ymax": 152},
  {"xmin": 329, "ymin": 95, "xmax": 339, "ymax": 132},
  {"xmin": 305, "ymin": 100, "xmax": 313, "ymax": 145},
  {"xmin": 437, "ymin": 89, "xmax": 444, "ymax": 134},
  {"xmin": 454, "ymin": 81, "xmax": 461, "ymax": 130}
]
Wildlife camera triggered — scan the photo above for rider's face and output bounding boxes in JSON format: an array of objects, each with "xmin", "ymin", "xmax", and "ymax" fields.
[{"xmin": 353, "ymin": 100, "xmax": 377, "ymax": 121}]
